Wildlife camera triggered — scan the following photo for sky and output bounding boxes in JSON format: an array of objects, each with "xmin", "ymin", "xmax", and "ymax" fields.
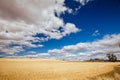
[{"xmin": 0, "ymin": 0, "xmax": 120, "ymax": 60}]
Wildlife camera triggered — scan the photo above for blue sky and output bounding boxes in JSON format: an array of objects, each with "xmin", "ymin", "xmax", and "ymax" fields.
[{"xmin": 0, "ymin": 0, "xmax": 120, "ymax": 60}]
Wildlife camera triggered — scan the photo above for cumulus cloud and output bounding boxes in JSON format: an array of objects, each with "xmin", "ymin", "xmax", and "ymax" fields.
[
  {"xmin": 0, "ymin": 46, "xmax": 24, "ymax": 54},
  {"xmin": 0, "ymin": 0, "xmax": 80, "ymax": 54},
  {"xmin": 47, "ymin": 34, "xmax": 120, "ymax": 60},
  {"xmin": 15, "ymin": 34, "xmax": 120, "ymax": 60}
]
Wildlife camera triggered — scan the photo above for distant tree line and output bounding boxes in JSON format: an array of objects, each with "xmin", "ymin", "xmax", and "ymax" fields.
[
  {"xmin": 106, "ymin": 54, "xmax": 117, "ymax": 62},
  {"xmin": 88, "ymin": 54, "xmax": 118, "ymax": 62}
]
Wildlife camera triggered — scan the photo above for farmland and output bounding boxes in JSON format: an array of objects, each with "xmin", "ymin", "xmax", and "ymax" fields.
[{"xmin": 0, "ymin": 58, "xmax": 120, "ymax": 80}]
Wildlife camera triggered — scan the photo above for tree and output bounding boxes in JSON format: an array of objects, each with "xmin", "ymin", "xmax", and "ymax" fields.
[{"xmin": 106, "ymin": 54, "xmax": 117, "ymax": 62}]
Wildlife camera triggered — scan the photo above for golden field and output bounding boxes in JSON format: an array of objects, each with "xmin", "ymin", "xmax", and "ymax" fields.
[{"xmin": 0, "ymin": 58, "xmax": 120, "ymax": 80}]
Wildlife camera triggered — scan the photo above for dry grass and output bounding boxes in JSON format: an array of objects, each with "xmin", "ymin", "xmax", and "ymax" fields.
[
  {"xmin": 88, "ymin": 64, "xmax": 120, "ymax": 80},
  {"xmin": 0, "ymin": 58, "xmax": 120, "ymax": 80}
]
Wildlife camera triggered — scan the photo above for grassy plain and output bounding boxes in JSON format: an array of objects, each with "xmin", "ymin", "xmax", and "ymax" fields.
[{"xmin": 0, "ymin": 58, "xmax": 120, "ymax": 80}]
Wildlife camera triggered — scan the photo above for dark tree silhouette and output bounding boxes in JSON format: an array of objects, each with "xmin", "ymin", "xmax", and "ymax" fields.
[{"xmin": 106, "ymin": 54, "xmax": 117, "ymax": 62}]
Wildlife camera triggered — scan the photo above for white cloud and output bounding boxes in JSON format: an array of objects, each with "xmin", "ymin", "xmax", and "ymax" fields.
[
  {"xmin": 92, "ymin": 30, "xmax": 100, "ymax": 36},
  {"xmin": 0, "ymin": 46, "xmax": 24, "ymax": 54},
  {"xmin": 74, "ymin": 0, "xmax": 93, "ymax": 13},
  {"xmin": 63, "ymin": 23, "xmax": 80, "ymax": 36},
  {"xmin": 0, "ymin": 0, "xmax": 80, "ymax": 54},
  {"xmin": 75, "ymin": 0, "xmax": 92, "ymax": 6},
  {"xmin": 23, "ymin": 53, "xmax": 51, "ymax": 59},
  {"xmin": 8, "ymin": 33, "xmax": 119, "ymax": 60},
  {"xmin": 47, "ymin": 34, "xmax": 120, "ymax": 60},
  {"xmin": 37, "ymin": 53, "xmax": 51, "ymax": 58},
  {"xmin": 27, "ymin": 51, "xmax": 37, "ymax": 54},
  {"xmin": 79, "ymin": 0, "xmax": 90, "ymax": 5}
]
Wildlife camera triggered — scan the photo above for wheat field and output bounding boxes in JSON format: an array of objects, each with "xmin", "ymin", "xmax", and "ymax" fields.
[{"xmin": 0, "ymin": 58, "xmax": 120, "ymax": 80}]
